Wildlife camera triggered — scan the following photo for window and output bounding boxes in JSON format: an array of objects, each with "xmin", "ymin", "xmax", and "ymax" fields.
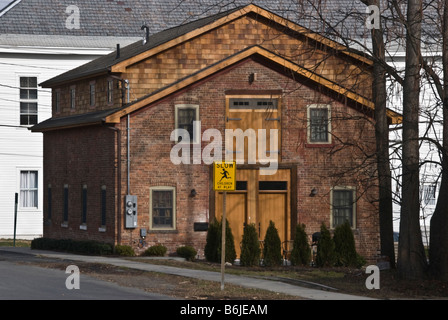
[
  {"xmin": 150, "ymin": 187, "xmax": 176, "ymax": 230},
  {"xmin": 229, "ymin": 98, "xmax": 278, "ymax": 110},
  {"xmin": 422, "ymin": 183, "xmax": 437, "ymax": 206},
  {"xmin": 332, "ymin": 188, "xmax": 355, "ymax": 228},
  {"xmin": 70, "ymin": 87, "xmax": 76, "ymax": 110},
  {"xmin": 101, "ymin": 185, "xmax": 106, "ymax": 226},
  {"xmin": 308, "ymin": 104, "xmax": 331, "ymax": 143},
  {"xmin": 19, "ymin": 77, "xmax": 38, "ymax": 125},
  {"xmin": 89, "ymin": 83, "xmax": 95, "ymax": 107},
  {"xmin": 81, "ymin": 185, "xmax": 87, "ymax": 225},
  {"xmin": 63, "ymin": 184, "xmax": 69, "ymax": 223},
  {"xmin": 47, "ymin": 184, "xmax": 52, "ymax": 220},
  {"xmin": 174, "ymin": 104, "xmax": 200, "ymax": 143},
  {"xmin": 107, "ymin": 80, "xmax": 113, "ymax": 104},
  {"xmin": 19, "ymin": 171, "xmax": 38, "ymax": 208},
  {"xmin": 55, "ymin": 90, "xmax": 60, "ymax": 113}
]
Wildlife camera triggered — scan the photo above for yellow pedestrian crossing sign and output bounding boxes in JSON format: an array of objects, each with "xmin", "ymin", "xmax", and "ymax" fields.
[{"xmin": 213, "ymin": 161, "xmax": 236, "ymax": 191}]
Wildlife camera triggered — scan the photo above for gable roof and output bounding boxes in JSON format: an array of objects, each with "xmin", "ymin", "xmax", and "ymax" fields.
[
  {"xmin": 31, "ymin": 45, "xmax": 401, "ymax": 132},
  {"xmin": 40, "ymin": 4, "xmax": 372, "ymax": 88}
]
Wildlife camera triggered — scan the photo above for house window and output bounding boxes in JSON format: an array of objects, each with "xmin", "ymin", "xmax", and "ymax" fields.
[
  {"xmin": 422, "ymin": 183, "xmax": 437, "ymax": 206},
  {"xmin": 89, "ymin": 83, "xmax": 95, "ymax": 107},
  {"xmin": 70, "ymin": 87, "xmax": 76, "ymax": 110},
  {"xmin": 174, "ymin": 104, "xmax": 200, "ymax": 143},
  {"xmin": 19, "ymin": 171, "xmax": 38, "ymax": 208},
  {"xmin": 101, "ymin": 185, "xmax": 107, "ymax": 226},
  {"xmin": 81, "ymin": 184, "xmax": 87, "ymax": 225},
  {"xmin": 107, "ymin": 80, "xmax": 113, "ymax": 104},
  {"xmin": 47, "ymin": 184, "xmax": 52, "ymax": 220},
  {"xmin": 55, "ymin": 90, "xmax": 60, "ymax": 113},
  {"xmin": 308, "ymin": 104, "xmax": 331, "ymax": 143},
  {"xmin": 332, "ymin": 188, "xmax": 355, "ymax": 228},
  {"xmin": 63, "ymin": 184, "xmax": 69, "ymax": 223},
  {"xmin": 19, "ymin": 77, "xmax": 38, "ymax": 125},
  {"xmin": 150, "ymin": 187, "xmax": 176, "ymax": 230}
]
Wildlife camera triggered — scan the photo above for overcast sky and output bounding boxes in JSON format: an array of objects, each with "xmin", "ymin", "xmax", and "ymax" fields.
[{"xmin": 0, "ymin": 0, "xmax": 13, "ymax": 11}]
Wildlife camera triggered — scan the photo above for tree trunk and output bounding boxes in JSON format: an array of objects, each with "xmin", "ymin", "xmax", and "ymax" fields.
[
  {"xmin": 429, "ymin": 0, "xmax": 448, "ymax": 281},
  {"xmin": 368, "ymin": 0, "xmax": 396, "ymax": 268},
  {"xmin": 397, "ymin": 0, "xmax": 427, "ymax": 279}
]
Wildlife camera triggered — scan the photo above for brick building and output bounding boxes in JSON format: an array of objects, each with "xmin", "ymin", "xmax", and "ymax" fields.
[{"xmin": 32, "ymin": 5, "xmax": 401, "ymax": 262}]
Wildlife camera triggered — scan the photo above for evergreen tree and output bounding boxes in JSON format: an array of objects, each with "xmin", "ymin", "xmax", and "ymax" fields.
[
  {"xmin": 316, "ymin": 223, "xmax": 335, "ymax": 267},
  {"xmin": 240, "ymin": 223, "xmax": 261, "ymax": 266},
  {"xmin": 204, "ymin": 219, "xmax": 220, "ymax": 262},
  {"xmin": 263, "ymin": 220, "xmax": 282, "ymax": 267},
  {"xmin": 290, "ymin": 223, "xmax": 311, "ymax": 266},
  {"xmin": 217, "ymin": 218, "xmax": 237, "ymax": 263},
  {"xmin": 333, "ymin": 220, "xmax": 358, "ymax": 267}
]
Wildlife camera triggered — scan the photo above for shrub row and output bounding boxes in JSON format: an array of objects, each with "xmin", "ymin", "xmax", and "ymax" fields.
[
  {"xmin": 204, "ymin": 219, "xmax": 366, "ymax": 269},
  {"xmin": 316, "ymin": 221, "xmax": 366, "ymax": 268},
  {"xmin": 31, "ymin": 237, "xmax": 113, "ymax": 255},
  {"xmin": 31, "ymin": 238, "xmax": 198, "ymax": 260}
]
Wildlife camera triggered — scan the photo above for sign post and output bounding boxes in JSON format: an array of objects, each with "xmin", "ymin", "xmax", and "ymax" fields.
[
  {"xmin": 213, "ymin": 161, "xmax": 236, "ymax": 291},
  {"xmin": 13, "ymin": 193, "xmax": 18, "ymax": 247}
]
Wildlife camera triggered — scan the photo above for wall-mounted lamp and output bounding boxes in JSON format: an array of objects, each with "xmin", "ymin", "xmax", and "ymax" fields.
[
  {"xmin": 309, "ymin": 188, "xmax": 317, "ymax": 197},
  {"xmin": 190, "ymin": 189, "xmax": 197, "ymax": 197}
]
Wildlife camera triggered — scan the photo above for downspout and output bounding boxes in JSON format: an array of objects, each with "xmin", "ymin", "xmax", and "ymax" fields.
[
  {"xmin": 125, "ymin": 80, "xmax": 130, "ymax": 194},
  {"xmin": 107, "ymin": 125, "xmax": 122, "ymax": 245}
]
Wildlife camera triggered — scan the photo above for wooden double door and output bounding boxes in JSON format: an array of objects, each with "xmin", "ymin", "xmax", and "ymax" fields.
[{"xmin": 215, "ymin": 168, "xmax": 291, "ymax": 258}]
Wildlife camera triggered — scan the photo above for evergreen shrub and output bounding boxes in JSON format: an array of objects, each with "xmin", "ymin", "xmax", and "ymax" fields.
[
  {"xmin": 143, "ymin": 244, "xmax": 167, "ymax": 257},
  {"xmin": 290, "ymin": 223, "xmax": 311, "ymax": 266},
  {"xmin": 176, "ymin": 245, "xmax": 197, "ymax": 261},
  {"xmin": 240, "ymin": 223, "xmax": 260, "ymax": 267},
  {"xmin": 263, "ymin": 220, "xmax": 282, "ymax": 267},
  {"xmin": 316, "ymin": 223, "xmax": 335, "ymax": 267}
]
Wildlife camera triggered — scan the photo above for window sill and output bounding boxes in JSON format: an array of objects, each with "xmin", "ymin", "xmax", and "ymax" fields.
[
  {"xmin": 98, "ymin": 226, "xmax": 106, "ymax": 233},
  {"xmin": 148, "ymin": 229, "xmax": 178, "ymax": 234},
  {"xmin": 79, "ymin": 224, "xmax": 87, "ymax": 231},
  {"xmin": 61, "ymin": 222, "xmax": 68, "ymax": 228},
  {"xmin": 305, "ymin": 143, "xmax": 334, "ymax": 148}
]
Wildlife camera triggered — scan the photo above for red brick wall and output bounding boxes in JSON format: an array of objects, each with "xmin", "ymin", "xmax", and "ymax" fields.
[
  {"xmin": 43, "ymin": 58, "xmax": 379, "ymax": 262},
  {"xmin": 43, "ymin": 126, "xmax": 118, "ymax": 244},
  {"xmin": 116, "ymin": 58, "xmax": 379, "ymax": 261}
]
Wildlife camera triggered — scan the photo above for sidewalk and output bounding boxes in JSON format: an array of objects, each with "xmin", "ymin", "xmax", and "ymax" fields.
[{"xmin": 0, "ymin": 247, "xmax": 375, "ymax": 300}]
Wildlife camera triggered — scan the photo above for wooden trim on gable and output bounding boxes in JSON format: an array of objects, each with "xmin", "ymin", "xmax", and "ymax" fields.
[
  {"xmin": 104, "ymin": 45, "xmax": 401, "ymax": 125},
  {"xmin": 110, "ymin": 4, "xmax": 372, "ymax": 73}
]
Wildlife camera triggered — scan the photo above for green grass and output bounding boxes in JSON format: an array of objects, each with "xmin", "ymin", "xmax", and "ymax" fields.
[{"xmin": 0, "ymin": 239, "xmax": 31, "ymax": 247}]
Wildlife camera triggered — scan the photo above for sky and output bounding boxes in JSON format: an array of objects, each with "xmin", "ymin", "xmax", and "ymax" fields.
[{"xmin": 0, "ymin": 0, "xmax": 13, "ymax": 12}]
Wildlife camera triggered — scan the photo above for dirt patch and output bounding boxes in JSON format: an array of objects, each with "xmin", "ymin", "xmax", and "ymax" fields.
[
  {"xmin": 20, "ymin": 260, "xmax": 301, "ymax": 300},
  {"xmin": 16, "ymin": 257, "xmax": 448, "ymax": 300}
]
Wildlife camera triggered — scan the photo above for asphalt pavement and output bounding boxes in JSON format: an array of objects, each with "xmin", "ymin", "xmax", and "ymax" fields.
[{"xmin": 0, "ymin": 246, "xmax": 375, "ymax": 300}]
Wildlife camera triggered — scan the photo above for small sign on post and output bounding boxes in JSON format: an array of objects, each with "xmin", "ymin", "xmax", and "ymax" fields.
[
  {"xmin": 213, "ymin": 161, "xmax": 236, "ymax": 291},
  {"xmin": 213, "ymin": 161, "xmax": 236, "ymax": 191}
]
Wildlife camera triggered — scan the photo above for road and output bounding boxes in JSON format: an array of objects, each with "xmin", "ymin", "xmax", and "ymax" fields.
[{"xmin": 0, "ymin": 250, "xmax": 177, "ymax": 300}]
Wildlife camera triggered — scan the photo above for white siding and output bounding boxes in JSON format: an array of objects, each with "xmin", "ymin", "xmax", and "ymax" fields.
[{"xmin": 0, "ymin": 52, "xmax": 104, "ymax": 239}]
